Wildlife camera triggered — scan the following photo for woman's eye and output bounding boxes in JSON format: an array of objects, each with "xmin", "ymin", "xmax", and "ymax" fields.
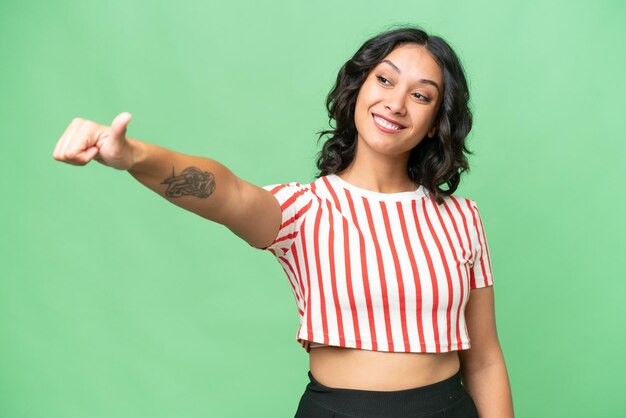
[
  {"xmin": 413, "ymin": 92, "xmax": 431, "ymax": 102},
  {"xmin": 376, "ymin": 75, "xmax": 390, "ymax": 85}
]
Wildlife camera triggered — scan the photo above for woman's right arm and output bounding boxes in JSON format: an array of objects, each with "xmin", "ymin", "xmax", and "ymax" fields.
[{"xmin": 52, "ymin": 112, "xmax": 281, "ymax": 249}]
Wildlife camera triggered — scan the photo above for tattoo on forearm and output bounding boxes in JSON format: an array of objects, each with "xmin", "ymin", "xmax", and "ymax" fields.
[{"xmin": 161, "ymin": 166, "xmax": 216, "ymax": 198}]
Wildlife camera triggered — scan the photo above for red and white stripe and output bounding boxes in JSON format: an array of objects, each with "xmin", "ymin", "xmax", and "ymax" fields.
[{"xmin": 254, "ymin": 174, "xmax": 494, "ymax": 353}]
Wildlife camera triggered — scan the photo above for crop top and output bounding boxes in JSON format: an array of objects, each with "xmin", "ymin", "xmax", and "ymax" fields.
[{"xmin": 250, "ymin": 174, "xmax": 494, "ymax": 353}]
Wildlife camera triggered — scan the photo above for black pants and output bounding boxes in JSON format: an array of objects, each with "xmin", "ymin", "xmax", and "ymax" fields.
[{"xmin": 294, "ymin": 368, "xmax": 479, "ymax": 418}]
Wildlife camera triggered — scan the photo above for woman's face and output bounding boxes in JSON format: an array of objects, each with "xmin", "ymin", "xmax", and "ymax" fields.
[{"xmin": 354, "ymin": 43, "xmax": 443, "ymax": 159}]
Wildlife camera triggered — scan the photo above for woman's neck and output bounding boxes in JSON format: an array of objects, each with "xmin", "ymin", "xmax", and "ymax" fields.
[{"xmin": 336, "ymin": 145, "xmax": 417, "ymax": 193}]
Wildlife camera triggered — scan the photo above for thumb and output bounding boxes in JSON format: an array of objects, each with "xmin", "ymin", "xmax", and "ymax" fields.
[
  {"xmin": 109, "ymin": 112, "xmax": 132, "ymax": 140},
  {"xmin": 74, "ymin": 145, "xmax": 100, "ymax": 165}
]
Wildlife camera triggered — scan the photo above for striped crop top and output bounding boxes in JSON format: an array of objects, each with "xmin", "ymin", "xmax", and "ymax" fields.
[{"xmin": 250, "ymin": 174, "xmax": 494, "ymax": 353}]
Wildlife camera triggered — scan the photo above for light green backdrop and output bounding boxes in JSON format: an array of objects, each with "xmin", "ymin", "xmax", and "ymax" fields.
[{"xmin": 1, "ymin": 0, "xmax": 625, "ymax": 417}]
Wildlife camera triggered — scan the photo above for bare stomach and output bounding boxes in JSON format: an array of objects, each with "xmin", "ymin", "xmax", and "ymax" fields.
[{"xmin": 309, "ymin": 346, "xmax": 460, "ymax": 391}]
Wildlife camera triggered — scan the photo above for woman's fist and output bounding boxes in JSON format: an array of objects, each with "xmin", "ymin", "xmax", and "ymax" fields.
[{"xmin": 52, "ymin": 112, "xmax": 135, "ymax": 170}]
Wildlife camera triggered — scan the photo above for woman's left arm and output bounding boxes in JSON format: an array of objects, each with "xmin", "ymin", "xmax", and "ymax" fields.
[{"xmin": 458, "ymin": 286, "xmax": 515, "ymax": 418}]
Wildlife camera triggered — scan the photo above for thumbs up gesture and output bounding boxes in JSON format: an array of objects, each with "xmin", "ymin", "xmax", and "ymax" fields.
[{"xmin": 52, "ymin": 112, "xmax": 135, "ymax": 170}]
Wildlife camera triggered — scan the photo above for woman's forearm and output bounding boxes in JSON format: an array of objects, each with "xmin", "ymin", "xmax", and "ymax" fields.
[
  {"xmin": 126, "ymin": 137, "xmax": 240, "ymax": 225},
  {"xmin": 52, "ymin": 116, "xmax": 241, "ymax": 224},
  {"xmin": 462, "ymin": 361, "xmax": 515, "ymax": 418}
]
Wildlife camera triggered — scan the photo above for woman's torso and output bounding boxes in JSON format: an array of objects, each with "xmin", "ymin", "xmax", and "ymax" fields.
[
  {"xmin": 309, "ymin": 345, "xmax": 460, "ymax": 391},
  {"xmin": 260, "ymin": 176, "xmax": 486, "ymax": 391}
]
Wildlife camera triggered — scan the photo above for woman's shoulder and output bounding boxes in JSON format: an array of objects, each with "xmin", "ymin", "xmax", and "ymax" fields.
[
  {"xmin": 430, "ymin": 192, "xmax": 482, "ymax": 218},
  {"xmin": 261, "ymin": 179, "xmax": 314, "ymax": 192},
  {"xmin": 439, "ymin": 192, "xmax": 475, "ymax": 204},
  {"xmin": 260, "ymin": 178, "xmax": 318, "ymax": 207},
  {"xmin": 424, "ymin": 187, "xmax": 472, "ymax": 203}
]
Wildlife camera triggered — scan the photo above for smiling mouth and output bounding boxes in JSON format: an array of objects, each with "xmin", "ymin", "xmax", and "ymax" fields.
[{"xmin": 372, "ymin": 114, "xmax": 406, "ymax": 132}]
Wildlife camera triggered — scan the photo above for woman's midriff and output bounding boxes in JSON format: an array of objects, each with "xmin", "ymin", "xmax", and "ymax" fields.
[{"xmin": 308, "ymin": 346, "xmax": 461, "ymax": 391}]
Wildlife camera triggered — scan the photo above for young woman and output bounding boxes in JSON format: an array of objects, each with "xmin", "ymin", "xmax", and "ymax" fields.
[{"xmin": 53, "ymin": 26, "xmax": 514, "ymax": 418}]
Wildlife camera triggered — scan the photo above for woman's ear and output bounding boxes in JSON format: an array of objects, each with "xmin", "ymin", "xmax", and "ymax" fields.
[{"xmin": 427, "ymin": 126, "xmax": 437, "ymax": 138}]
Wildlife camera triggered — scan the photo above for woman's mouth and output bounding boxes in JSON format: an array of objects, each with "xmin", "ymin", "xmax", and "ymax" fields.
[{"xmin": 372, "ymin": 114, "xmax": 406, "ymax": 133}]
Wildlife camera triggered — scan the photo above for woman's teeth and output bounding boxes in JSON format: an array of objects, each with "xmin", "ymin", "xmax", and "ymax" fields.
[{"xmin": 374, "ymin": 115, "xmax": 402, "ymax": 130}]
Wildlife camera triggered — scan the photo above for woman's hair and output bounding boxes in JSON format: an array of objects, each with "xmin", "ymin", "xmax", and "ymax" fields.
[{"xmin": 315, "ymin": 25, "xmax": 474, "ymax": 205}]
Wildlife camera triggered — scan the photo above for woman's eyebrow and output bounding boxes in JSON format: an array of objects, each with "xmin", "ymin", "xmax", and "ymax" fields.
[{"xmin": 380, "ymin": 59, "xmax": 441, "ymax": 93}]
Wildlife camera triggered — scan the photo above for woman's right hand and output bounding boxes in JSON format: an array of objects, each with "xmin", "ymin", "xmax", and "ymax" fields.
[{"xmin": 52, "ymin": 112, "xmax": 135, "ymax": 170}]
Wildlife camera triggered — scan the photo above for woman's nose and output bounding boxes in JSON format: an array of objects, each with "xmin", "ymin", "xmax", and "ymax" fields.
[{"xmin": 384, "ymin": 91, "xmax": 406, "ymax": 115}]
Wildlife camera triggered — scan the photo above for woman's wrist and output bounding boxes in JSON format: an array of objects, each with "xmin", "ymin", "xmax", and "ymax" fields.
[{"xmin": 126, "ymin": 137, "xmax": 145, "ymax": 172}]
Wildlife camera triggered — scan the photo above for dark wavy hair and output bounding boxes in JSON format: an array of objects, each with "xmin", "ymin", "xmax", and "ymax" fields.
[{"xmin": 315, "ymin": 25, "xmax": 474, "ymax": 205}]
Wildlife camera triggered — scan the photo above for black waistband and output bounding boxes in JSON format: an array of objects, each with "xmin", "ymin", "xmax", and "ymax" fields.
[{"xmin": 304, "ymin": 368, "xmax": 466, "ymax": 417}]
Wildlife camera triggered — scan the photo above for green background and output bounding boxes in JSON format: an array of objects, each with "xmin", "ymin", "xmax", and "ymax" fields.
[{"xmin": 1, "ymin": 0, "xmax": 625, "ymax": 417}]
